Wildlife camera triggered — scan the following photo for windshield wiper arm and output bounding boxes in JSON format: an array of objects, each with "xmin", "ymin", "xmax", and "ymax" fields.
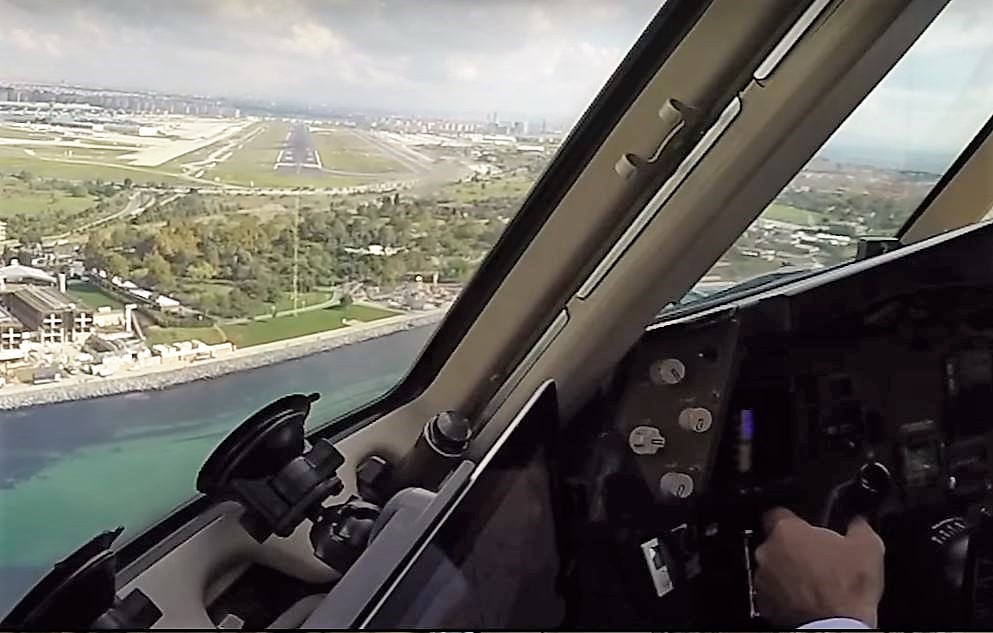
[
  {"xmin": 658, "ymin": 266, "xmax": 824, "ymax": 320},
  {"xmin": 703, "ymin": 266, "xmax": 820, "ymax": 301}
]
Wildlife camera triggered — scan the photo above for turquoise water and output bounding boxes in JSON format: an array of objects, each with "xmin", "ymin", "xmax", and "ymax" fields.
[{"xmin": 0, "ymin": 326, "xmax": 434, "ymax": 612}]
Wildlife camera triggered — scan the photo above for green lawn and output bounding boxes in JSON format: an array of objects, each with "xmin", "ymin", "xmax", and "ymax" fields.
[
  {"xmin": 66, "ymin": 281, "xmax": 126, "ymax": 310},
  {"xmin": 0, "ymin": 190, "xmax": 98, "ymax": 218},
  {"xmin": 145, "ymin": 325, "xmax": 228, "ymax": 346},
  {"xmin": 267, "ymin": 291, "xmax": 332, "ymax": 314},
  {"xmin": 223, "ymin": 304, "xmax": 396, "ymax": 347},
  {"xmin": 762, "ymin": 203, "xmax": 827, "ymax": 227},
  {"xmin": 143, "ymin": 304, "xmax": 395, "ymax": 348}
]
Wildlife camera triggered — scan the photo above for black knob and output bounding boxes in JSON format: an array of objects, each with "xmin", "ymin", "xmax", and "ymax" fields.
[
  {"xmin": 824, "ymin": 462, "xmax": 892, "ymax": 534},
  {"xmin": 855, "ymin": 461, "xmax": 892, "ymax": 508},
  {"xmin": 426, "ymin": 411, "xmax": 471, "ymax": 456}
]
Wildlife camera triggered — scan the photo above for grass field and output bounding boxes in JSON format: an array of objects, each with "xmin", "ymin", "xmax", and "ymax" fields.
[
  {"xmin": 265, "ymin": 291, "xmax": 333, "ymax": 315},
  {"xmin": 0, "ymin": 146, "xmax": 191, "ymax": 185},
  {"xmin": 0, "ymin": 189, "xmax": 98, "ymax": 218},
  {"xmin": 145, "ymin": 303, "xmax": 395, "ymax": 348},
  {"xmin": 443, "ymin": 176, "xmax": 534, "ymax": 203},
  {"xmin": 223, "ymin": 304, "xmax": 395, "ymax": 347},
  {"xmin": 762, "ymin": 203, "xmax": 827, "ymax": 226},
  {"xmin": 174, "ymin": 279, "xmax": 330, "ymax": 317},
  {"xmin": 312, "ymin": 130, "xmax": 404, "ymax": 174},
  {"xmin": 66, "ymin": 282, "xmax": 126, "ymax": 310},
  {"xmin": 0, "ymin": 125, "xmax": 51, "ymax": 140},
  {"xmin": 145, "ymin": 325, "xmax": 228, "ymax": 346}
]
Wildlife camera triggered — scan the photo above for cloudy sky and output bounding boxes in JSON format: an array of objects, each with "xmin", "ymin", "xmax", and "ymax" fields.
[
  {"xmin": 821, "ymin": 0, "xmax": 993, "ymax": 170},
  {"xmin": 0, "ymin": 0, "xmax": 659, "ymax": 121},
  {"xmin": 1, "ymin": 0, "xmax": 991, "ymax": 163}
]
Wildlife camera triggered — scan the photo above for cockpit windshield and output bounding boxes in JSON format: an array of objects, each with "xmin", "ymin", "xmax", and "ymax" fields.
[
  {"xmin": 677, "ymin": 0, "xmax": 993, "ymax": 307},
  {"xmin": 0, "ymin": 0, "xmax": 660, "ymax": 614}
]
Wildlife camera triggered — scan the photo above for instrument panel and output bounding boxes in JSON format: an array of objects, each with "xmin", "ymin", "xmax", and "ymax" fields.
[
  {"xmin": 611, "ymin": 268, "xmax": 993, "ymax": 520},
  {"xmin": 612, "ymin": 312, "xmax": 741, "ymax": 505}
]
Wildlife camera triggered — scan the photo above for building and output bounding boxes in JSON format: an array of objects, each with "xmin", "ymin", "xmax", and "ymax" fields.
[
  {"xmin": 2, "ymin": 285, "xmax": 93, "ymax": 344},
  {"xmin": 0, "ymin": 304, "xmax": 24, "ymax": 358},
  {"xmin": 0, "ymin": 220, "xmax": 6, "ymax": 242}
]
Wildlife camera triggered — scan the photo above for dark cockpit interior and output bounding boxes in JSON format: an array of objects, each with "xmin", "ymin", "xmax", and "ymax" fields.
[
  {"xmin": 11, "ymin": 218, "xmax": 993, "ymax": 630},
  {"xmin": 559, "ymin": 219, "xmax": 993, "ymax": 629}
]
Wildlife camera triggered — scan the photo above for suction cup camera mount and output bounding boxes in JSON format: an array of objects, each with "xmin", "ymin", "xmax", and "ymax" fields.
[{"xmin": 197, "ymin": 393, "xmax": 351, "ymax": 543}]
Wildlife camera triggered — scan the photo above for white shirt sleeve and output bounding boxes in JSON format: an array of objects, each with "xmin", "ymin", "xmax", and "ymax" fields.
[{"xmin": 798, "ymin": 617, "xmax": 871, "ymax": 629}]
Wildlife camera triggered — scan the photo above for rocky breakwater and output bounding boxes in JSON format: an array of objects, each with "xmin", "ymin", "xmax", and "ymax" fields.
[{"xmin": 0, "ymin": 310, "xmax": 446, "ymax": 411}]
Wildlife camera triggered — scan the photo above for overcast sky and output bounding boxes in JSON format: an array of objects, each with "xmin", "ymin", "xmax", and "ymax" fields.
[
  {"xmin": 1, "ymin": 0, "xmax": 991, "ymax": 162},
  {"xmin": 821, "ymin": 0, "xmax": 993, "ymax": 170},
  {"xmin": 0, "ymin": 0, "xmax": 659, "ymax": 121}
]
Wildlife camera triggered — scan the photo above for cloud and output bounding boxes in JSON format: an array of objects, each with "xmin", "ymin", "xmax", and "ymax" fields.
[
  {"xmin": 825, "ymin": 0, "xmax": 993, "ymax": 161},
  {"xmin": 3, "ymin": 27, "xmax": 63, "ymax": 56},
  {"xmin": 280, "ymin": 22, "xmax": 346, "ymax": 57},
  {"xmin": 445, "ymin": 59, "xmax": 480, "ymax": 82}
]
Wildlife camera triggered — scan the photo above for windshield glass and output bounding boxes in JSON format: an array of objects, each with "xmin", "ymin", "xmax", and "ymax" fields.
[
  {"xmin": 679, "ymin": 0, "xmax": 993, "ymax": 306},
  {"xmin": 0, "ymin": 0, "xmax": 660, "ymax": 611}
]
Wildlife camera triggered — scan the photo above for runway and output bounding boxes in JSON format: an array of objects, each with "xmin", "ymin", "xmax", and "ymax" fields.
[{"xmin": 274, "ymin": 124, "xmax": 322, "ymax": 171}]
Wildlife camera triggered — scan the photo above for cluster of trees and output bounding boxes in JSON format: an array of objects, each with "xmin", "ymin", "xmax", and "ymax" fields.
[
  {"xmin": 776, "ymin": 186, "xmax": 922, "ymax": 235},
  {"xmin": 80, "ymin": 184, "xmax": 520, "ymax": 319}
]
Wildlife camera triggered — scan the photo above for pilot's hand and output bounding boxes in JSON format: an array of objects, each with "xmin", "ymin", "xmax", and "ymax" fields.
[{"xmin": 754, "ymin": 507, "xmax": 884, "ymax": 628}]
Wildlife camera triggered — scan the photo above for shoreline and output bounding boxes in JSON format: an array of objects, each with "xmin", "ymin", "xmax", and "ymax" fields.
[{"xmin": 0, "ymin": 309, "xmax": 446, "ymax": 411}]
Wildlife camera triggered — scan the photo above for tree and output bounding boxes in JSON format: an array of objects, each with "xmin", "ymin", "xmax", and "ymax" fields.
[
  {"xmin": 228, "ymin": 288, "xmax": 254, "ymax": 315},
  {"xmin": 144, "ymin": 252, "xmax": 175, "ymax": 290},
  {"xmin": 105, "ymin": 252, "xmax": 130, "ymax": 278},
  {"xmin": 18, "ymin": 227, "xmax": 43, "ymax": 249},
  {"xmin": 338, "ymin": 292, "xmax": 353, "ymax": 308},
  {"xmin": 123, "ymin": 177, "xmax": 133, "ymax": 189},
  {"xmin": 377, "ymin": 225, "xmax": 397, "ymax": 246},
  {"xmin": 187, "ymin": 261, "xmax": 217, "ymax": 281},
  {"xmin": 83, "ymin": 230, "xmax": 109, "ymax": 259}
]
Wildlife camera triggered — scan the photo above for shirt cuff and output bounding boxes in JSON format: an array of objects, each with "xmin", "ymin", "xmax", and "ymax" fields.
[{"xmin": 799, "ymin": 617, "xmax": 871, "ymax": 629}]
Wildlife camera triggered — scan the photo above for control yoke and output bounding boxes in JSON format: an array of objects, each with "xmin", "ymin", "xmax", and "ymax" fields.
[{"xmin": 820, "ymin": 461, "xmax": 893, "ymax": 534}]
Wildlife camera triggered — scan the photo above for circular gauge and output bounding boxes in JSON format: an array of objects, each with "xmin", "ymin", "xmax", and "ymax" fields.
[{"xmin": 650, "ymin": 358, "xmax": 686, "ymax": 385}]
